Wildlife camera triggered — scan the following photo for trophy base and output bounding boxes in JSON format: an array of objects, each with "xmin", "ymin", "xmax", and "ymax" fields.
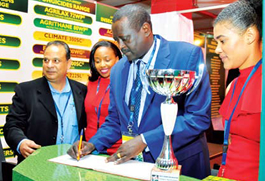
[{"xmin": 151, "ymin": 165, "xmax": 181, "ymax": 181}]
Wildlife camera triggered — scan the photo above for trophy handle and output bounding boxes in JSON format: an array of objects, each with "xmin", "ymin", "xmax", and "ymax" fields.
[{"xmin": 186, "ymin": 63, "xmax": 204, "ymax": 96}]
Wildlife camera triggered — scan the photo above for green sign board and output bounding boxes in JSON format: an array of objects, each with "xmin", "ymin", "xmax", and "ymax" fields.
[
  {"xmin": 96, "ymin": 3, "xmax": 117, "ymax": 25},
  {"xmin": 0, "ymin": 0, "xmax": 28, "ymax": 12},
  {"xmin": 0, "ymin": 11, "xmax": 22, "ymax": 25}
]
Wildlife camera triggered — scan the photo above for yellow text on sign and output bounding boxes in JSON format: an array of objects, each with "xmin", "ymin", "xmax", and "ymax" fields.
[
  {"xmin": 32, "ymin": 70, "xmax": 89, "ymax": 83},
  {"xmin": 0, "ymin": 37, "xmax": 6, "ymax": 44},
  {"xmin": 0, "ymin": 106, "xmax": 8, "ymax": 112},
  {"xmin": 33, "ymin": 31, "xmax": 91, "ymax": 47}
]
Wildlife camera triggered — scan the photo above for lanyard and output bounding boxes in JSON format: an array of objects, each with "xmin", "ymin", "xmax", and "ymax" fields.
[
  {"xmin": 96, "ymin": 77, "xmax": 101, "ymax": 94},
  {"xmin": 95, "ymin": 78, "xmax": 110, "ymax": 129},
  {"xmin": 54, "ymin": 93, "xmax": 71, "ymax": 143},
  {"xmin": 127, "ymin": 36, "xmax": 157, "ymax": 134},
  {"xmin": 221, "ymin": 59, "xmax": 262, "ymax": 170},
  {"xmin": 143, "ymin": 36, "xmax": 158, "ymax": 75}
]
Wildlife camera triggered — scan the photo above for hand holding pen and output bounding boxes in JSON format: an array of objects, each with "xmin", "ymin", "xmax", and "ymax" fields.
[
  {"xmin": 67, "ymin": 129, "xmax": 96, "ymax": 160},
  {"xmin": 77, "ymin": 129, "xmax": 83, "ymax": 161}
]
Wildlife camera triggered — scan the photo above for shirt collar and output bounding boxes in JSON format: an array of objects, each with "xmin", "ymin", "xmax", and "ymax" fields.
[{"xmin": 48, "ymin": 77, "xmax": 71, "ymax": 93}]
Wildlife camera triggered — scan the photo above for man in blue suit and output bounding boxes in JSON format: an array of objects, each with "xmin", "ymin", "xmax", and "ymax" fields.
[{"xmin": 68, "ymin": 4, "xmax": 211, "ymax": 179}]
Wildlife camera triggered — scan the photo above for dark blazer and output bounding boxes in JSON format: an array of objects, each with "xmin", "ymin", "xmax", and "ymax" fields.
[
  {"xmin": 4, "ymin": 76, "xmax": 87, "ymax": 163},
  {"xmin": 89, "ymin": 35, "xmax": 212, "ymax": 179}
]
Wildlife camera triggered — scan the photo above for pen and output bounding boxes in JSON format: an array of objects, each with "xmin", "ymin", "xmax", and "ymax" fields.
[{"xmin": 77, "ymin": 129, "xmax": 83, "ymax": 161}]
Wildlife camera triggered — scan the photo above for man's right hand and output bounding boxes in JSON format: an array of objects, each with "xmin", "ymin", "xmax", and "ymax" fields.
[
  {"xmin": 67, "ymin": 141, "xmax": 95, "ymax": 159},
  {"xmin": 19, "ymin": 140, "xmax": 41, "ymax": 158}
]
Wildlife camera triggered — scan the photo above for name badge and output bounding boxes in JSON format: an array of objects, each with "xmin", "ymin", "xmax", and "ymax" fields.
[{"xmin": 122, "ymin": 131, "xmax": 143, "ymax": 162}]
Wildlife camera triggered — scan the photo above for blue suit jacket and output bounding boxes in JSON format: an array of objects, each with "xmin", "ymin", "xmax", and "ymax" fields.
[{"xmin": 90, "ymin": 35, "xmax": 211, "ymax": 179}]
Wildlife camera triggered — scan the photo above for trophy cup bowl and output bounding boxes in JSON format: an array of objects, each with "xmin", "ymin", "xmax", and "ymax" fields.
[{"xmin": 146, "ymin": 65, "xmax": 203, "ymax": 171}]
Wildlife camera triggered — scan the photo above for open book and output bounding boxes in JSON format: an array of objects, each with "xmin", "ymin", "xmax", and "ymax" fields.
[{"xmin": 49, "ymin": 154, "xmax": 155, "ymax": 180}]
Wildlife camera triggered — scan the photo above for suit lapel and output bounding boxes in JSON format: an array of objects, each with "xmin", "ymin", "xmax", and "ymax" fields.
[
  {"xmin": 119, "ymin": 59, "xmax": 131, "ymax": 119},
  {"xmin": 37, "ymin": 77, "xmax": 57, "ymax": 119},
  {"xmin": 153, "ymin": 36, "xmax": 171, "ymax": 69},
  {"xmin": 69, "ymin": 80, "xmax": 83, "ymax": 122},
  {"xmin": 141, "ymin": 36, "xmax": 171, "ymax": 123}
]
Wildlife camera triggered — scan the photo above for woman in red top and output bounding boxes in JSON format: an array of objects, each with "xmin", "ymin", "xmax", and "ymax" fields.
[
  {"xmin": 85, "ymin": 41, "xmax": 122, "ymax": 155},
  {"xmin": 213, "ymin": 0, "xmax": 262, "ymax": 180}
]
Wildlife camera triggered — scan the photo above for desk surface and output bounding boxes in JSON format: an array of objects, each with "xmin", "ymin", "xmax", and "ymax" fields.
[{"xmin": 13, "ymin": 144, "xmax": 200, "ymax": 181}]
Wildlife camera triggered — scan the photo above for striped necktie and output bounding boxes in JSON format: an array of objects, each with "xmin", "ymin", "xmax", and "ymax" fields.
[{"xmin": 129, "ymin": 61, "xmax": 143, "ymax": 125}]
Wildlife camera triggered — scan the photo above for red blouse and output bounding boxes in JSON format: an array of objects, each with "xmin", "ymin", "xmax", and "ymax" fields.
[
  {"xmin": 84, "ymin": 78, "xmax": 121, "ymax": 155},
  {"xmin": 218, "ymin": 65, "xmax": 261, "ymax": 181}
]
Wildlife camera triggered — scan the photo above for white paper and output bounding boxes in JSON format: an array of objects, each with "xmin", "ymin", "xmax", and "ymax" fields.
[{"xmin": 49, "ymin": 154, "xmax": 155, "ymax": 180}]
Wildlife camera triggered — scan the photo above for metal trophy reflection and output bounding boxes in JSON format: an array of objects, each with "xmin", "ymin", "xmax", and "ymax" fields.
[{"xmin": 146, "ymin": 64, "xmax": 204, "ymax": 172}]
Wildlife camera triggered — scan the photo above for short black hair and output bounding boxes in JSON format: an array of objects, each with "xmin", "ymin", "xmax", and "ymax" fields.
[
  {"xmin": 113, "ymin": 4, "xmax": 152, "ymax": 32},
  {"xmin": 213, "ymin": 0, "xmax": 262, "ymax": 40},
  {"xmin": 89, "ymin": 41, "xmax": 122, "ymax": 82},
  {"xmin": 44, "ymin": 40, "xmax": 71, "ymax": 60}
]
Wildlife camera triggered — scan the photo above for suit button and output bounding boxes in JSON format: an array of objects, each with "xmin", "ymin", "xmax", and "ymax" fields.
[
  {"xmin": 55, "ymin": 120, "xmax": 58, "ymax": 123},
  {"xmin": 53, "ymin": 136, "xmax": 56, "ymax": 140}
]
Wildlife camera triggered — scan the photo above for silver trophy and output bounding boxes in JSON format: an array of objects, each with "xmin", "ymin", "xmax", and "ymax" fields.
[{"xmin": 146, "ymin": 64, "xmax": 204, "ymax": 171}]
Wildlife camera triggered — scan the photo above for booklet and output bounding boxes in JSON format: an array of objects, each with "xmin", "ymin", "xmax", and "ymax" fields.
[{"xmin": 49, "ymin": 154, "xmax": 155, "ymax": 180}]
